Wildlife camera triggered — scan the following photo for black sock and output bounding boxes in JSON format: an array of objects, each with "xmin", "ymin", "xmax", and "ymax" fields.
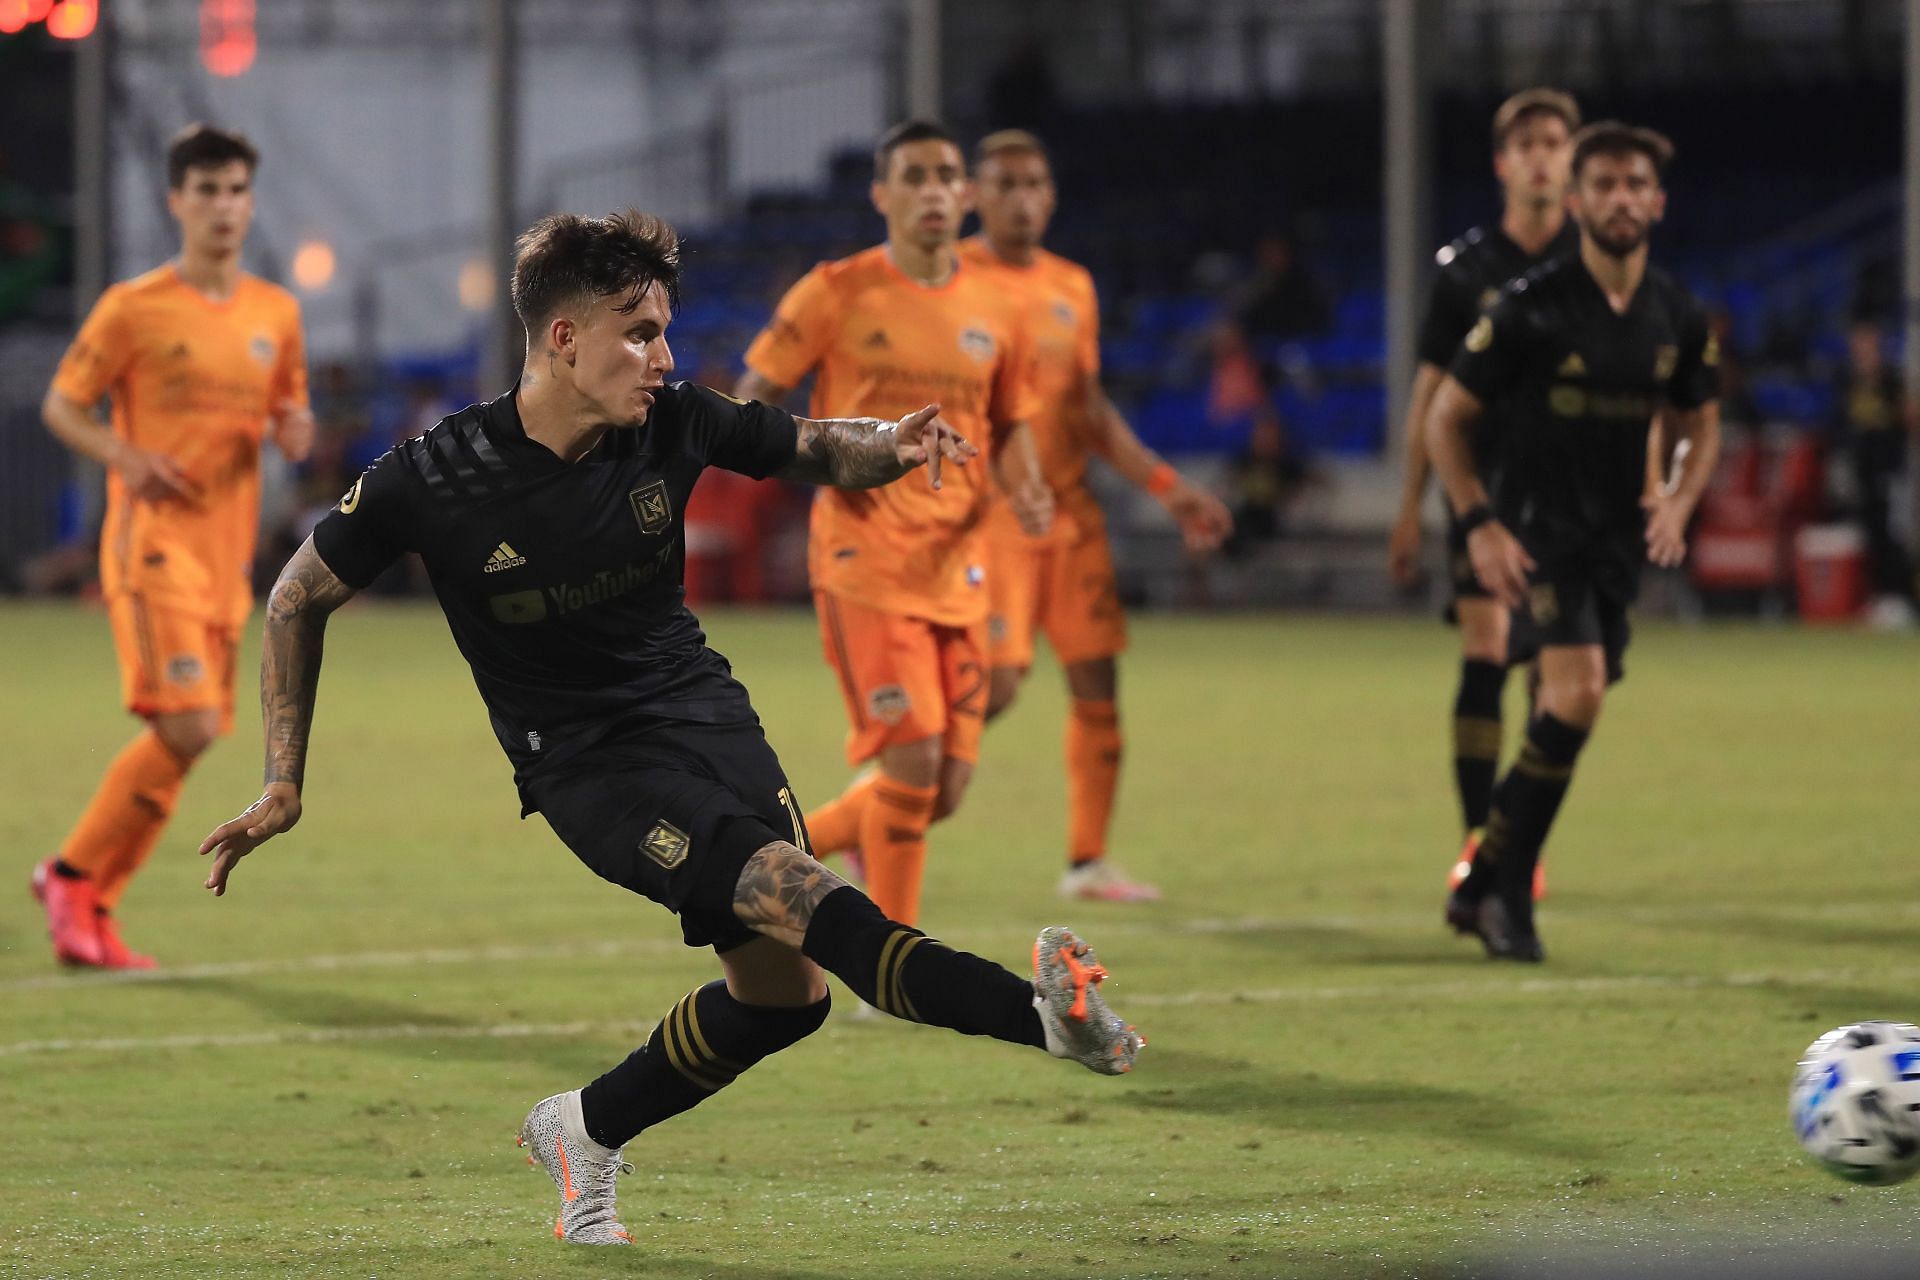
[
  {"xmin": 52, "ymin": 860, "xmax": 86, "ymax": 880},
  {"xmin": 801, "ymin": 885, "xmax": 1046, "ymax": 1049},
  {"xmin": 1475, "ymin": 713, "xmax": 1589, "ymax": 928},
  {"xmin": 1452, "ymin": 659, "xmax": 1507, "ymax": 832},
  {"xmin": 578, "ymin": 980, "xmax": 829, "ymax": 1149}
]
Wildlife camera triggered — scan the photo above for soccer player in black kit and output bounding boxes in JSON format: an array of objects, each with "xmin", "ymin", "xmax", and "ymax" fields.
[
  {"xmin": 1426, "ymin": 123, "xmax": 1721, "ymax": 961},
  {"xmin": 1387, "ymin": 88, "xmax": 1581, "ymax": 899},
  {"xmin": 198, "ymin": 210, "xmax": 1143, "ymax": 1246}
]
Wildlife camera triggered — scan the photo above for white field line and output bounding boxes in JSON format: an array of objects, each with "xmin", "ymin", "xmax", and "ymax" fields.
[
  {"xmin": 6, "ymin": 963, "xmax": 1919, "ymax": 1060},
  {"xmin": 3, "ymin": 896, "xmax": 1913, "ymax": 998}
]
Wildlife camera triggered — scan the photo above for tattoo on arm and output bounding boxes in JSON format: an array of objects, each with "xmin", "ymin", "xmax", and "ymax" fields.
[
  {"xmin": 261, "ymin": 538, "xmax": 357, "ymax": 789},
  {"xmin": 731, "ymin": 842, "xmax": 850, "ymax": 946},
  {"xmin": 778, "ymin": 416, "xmax": 907, "ymax": 488}
]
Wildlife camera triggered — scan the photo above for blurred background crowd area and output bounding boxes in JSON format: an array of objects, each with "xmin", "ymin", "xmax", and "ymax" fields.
[{"xmin": 0, "ymin": 0, "xmax": 1913, "ymax": 621}]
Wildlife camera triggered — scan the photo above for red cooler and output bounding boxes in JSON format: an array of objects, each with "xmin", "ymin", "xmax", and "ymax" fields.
[{"xmin": 1793, "ymin": 524, "xmax": 1868, "ymax": 622}]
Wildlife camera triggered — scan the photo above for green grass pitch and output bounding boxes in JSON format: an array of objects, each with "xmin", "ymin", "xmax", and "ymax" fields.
[{"xmin": 3, "ymin": 601, "xmax": 1918, "ymax": 1277}]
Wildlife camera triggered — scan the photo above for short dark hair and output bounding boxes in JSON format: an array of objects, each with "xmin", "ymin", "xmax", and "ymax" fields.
[
  {"xmin": 973, "ymin": 128, "xmax": 1050, "ymax": 170},
  {"xmin": 1491, "ymin": 88, "xmax": 1581, "ymax": 151},
  {"xmin": 1571, "ymin": 121, "xmax": 1675, "ymax": 180},
  {"xmin": 874, "ymin": 119, "xmax": 959, "ymax": 180},
  {"xmin": 166, "ymin": 124, "xmax": 259, "ymax": 189},
  {"xmin": 510, "ymin": 209, "xmax": 682, "ymax": 331}
]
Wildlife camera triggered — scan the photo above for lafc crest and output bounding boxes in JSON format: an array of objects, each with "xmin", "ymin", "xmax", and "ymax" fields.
[
  {"xmin": 630, "ymin": 480, "xmax": 671, "ymax": 534},
  {"xmin": 641, "ymin": 820, "xmax": 690, "ymax": 869}
]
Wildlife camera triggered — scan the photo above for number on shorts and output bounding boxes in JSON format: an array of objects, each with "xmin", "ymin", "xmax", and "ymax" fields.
[{"xmin": 776, "ymin": 786, "xmax": 809, "ymax": 856}]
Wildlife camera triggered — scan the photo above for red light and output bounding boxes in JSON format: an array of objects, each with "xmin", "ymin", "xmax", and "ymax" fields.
[
  {"xmin": 45, "ymin": 0, "xmax": 96, "ymax": 39},
  {"xmin": 0, "ymin": 2, "xmax": 33, "ymax": 36},
  {"xmin": 201, "ymin": 0, "xmax": 256, "ymax": 77}
]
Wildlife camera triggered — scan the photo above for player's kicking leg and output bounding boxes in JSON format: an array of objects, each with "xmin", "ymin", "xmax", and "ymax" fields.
[
  {"xmin": 514, "ymin": 720, "xmax": 1140, "ymax": 1245},
  {"xmin": 732, "ymin": 840, "xmax": 1144, "ymax": 1073},
  {"xmin": 517, "ymin": 844, "xmax": 1144, "ymax": 1246}
]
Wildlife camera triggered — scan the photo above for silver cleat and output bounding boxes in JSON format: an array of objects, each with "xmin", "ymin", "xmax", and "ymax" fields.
[
  {"xmin": 1032, "ymin": 925, "xmax": 1145, "ymax": 1075},
  {"xmin": 516, "ymin": 1089, "xmax": 633, "ymax": 1245}
]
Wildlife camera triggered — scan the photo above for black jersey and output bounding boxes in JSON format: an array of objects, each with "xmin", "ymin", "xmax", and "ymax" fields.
[
  {"xmin": 1417, "ymin": 221, "xmax": 1579, "ymax": 468},
  {"xmin": 1448, "ymin": 255, "xmax": 1719, "ymax": 589},
  {"xmin": 310, "ymin": 383, "xmax": 798, "ymax": 803}
]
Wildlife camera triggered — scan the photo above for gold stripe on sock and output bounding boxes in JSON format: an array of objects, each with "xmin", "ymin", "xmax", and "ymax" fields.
[
  {"xmin": 678, "ymin": 995, "xmax": 744, "ymax": 1078},
  {"xmin": 1452, "ymin": 716, "xmax": 1503, "ymax": 760},
  {"xmin": 875, "ymin": 930, "xmax": 915, "ymax": 1016},
  {"xmin": 1513, "ymin": 745, "xmax": 1574, "ymax": 782},
  {"xmin": 662, "ymin": 998, "xmax": 728, "ymax": 1091},
  {"xmin": 889, "ymin": 934, "xmax": 929, "ymax": 1023}
]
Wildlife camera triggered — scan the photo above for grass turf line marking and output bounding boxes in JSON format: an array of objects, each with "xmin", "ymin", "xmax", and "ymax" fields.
[
  {"xmin": 6, "ymin": 964, "xmax": 1919, "ymax": 1058},
  {"xmin": 3, "ymin": 897, "xmax": 1911, "ymax": 996}
]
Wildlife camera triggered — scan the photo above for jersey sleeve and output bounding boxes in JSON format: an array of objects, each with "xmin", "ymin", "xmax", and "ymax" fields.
[
  {"xmin": 1415, "ymin": 266, "xmax": 1477, "ymax": 369},
  {"xmin": 273, "ymin": 297, "xmax": 311, "ymax": 410},
  {"xmin": 1447, "ymin": 293, "xmax": 1532, "ymax": 406},
  {"xmin": 50, "ymin": 286, "xmax": 133, "ymax": 406},
  {"xmin": 1077, "ymin": 270, "xmax": 1102, "ymax": 378},
  {"xmin": 742, "ymin": 265, "xmax": 839, "ymax": 389},
  {"xmin": 675, "ymin": 382, "xmax": 799, "ymax": 478},
  {"xmin": 989, "ymin": 313, "xmax": 1043, "ymax": 442},
  {"xmin": 1666, "ymin": 301, "xmax": 1721, "ymax": 411},
  {"xmin": 309, "ymin": 449, "xmax": 417, "ymax": 589}
]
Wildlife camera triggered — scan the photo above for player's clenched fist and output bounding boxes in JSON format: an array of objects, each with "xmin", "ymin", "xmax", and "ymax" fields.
[{"xmin": 199, "ymin": 781, "xmax": 303, "ymax": 896}]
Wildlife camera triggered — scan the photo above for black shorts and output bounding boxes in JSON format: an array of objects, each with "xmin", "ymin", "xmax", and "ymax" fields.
[
  {"xmin": 524, "ymin": 718, "xmax": 811, "ymax": 951},
  {"xmin": 1523, "ymin": 566, "xmax": 1633, "ymax": 684}
]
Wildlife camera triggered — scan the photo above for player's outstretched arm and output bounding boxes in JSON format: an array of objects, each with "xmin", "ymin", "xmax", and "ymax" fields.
[
  {"xmin": 779, "ymin": 404, "xmax": 977, "ymax": 491},
  {"xmin": 1082, "ymin": 377, "xmax": 1230, "ymax": 552},
  {"xmin": 198, "ymin": 537, "xmax": 358, "ymax": 895},
  {"xmin": 1426, "ymin": 375, "xmax": 1532, "ymax": 607}
]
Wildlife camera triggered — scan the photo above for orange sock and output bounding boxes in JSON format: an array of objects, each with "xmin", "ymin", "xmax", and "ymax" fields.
[
  {"xmin": 58, "ymin": 729, "xmax": 191, "ymax": 907},
  {"xmin": 1065, "ymin": 698, "xmax": 1122, "ymax": 865},
  {"xmin": 859, "ymin": 777, "xmax": 938, "ymax": 926},
  {"xmin": 805, "ymin": 772, "xmax": 880, "ymax": 859}
]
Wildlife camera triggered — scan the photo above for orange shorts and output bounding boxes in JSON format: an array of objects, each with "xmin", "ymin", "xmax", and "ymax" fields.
[
  {"xmin": 107, "ymin": 593, "xmax": 241, "ymax": 734},
  {"xmin": 986, "ymin": 519, "xmax": 1128, "ymax": 670},
  {"xmin": 815, "ymin": 590, "xmax": 987, "ymax": 767}
]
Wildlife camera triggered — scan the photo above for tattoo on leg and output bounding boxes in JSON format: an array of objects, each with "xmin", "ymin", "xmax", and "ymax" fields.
[{"xmin": 733, "ymin": 842, "xmax": 848, "ymax": 945}]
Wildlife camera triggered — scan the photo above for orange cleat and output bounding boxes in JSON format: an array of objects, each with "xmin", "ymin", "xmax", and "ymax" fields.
[
  {"xmin": 1445, "ymin": 834, "xmax": 1548, "ymax": 902},
  {"xmin": 93, "ymin": 910, "xmax": 157, "ymax": 970},
  {"xmin": 31, "ymin": 858, "xmax": 107, "ymax": 967}
]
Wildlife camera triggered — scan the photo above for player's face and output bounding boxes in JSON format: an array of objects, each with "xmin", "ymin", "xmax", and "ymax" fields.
[
  {"xmin": 1494, "ymin": 113, "xmax": 1572, "ymax": 212},
  {"xmin": 870, "ymin": 139, "xmax": 970, "ymax": 252},
  {"xmin": 1569, "ymin": 151, "xmax": 1666, "ymax": 259},
  {"xmin": 568, "ymin": 283, "xmax": 675, "ymax": 428},
  {"xmin": 974, "ymin": 150, "xmax": 1056, "ymax": 248},
  {"xmin": 167, "ymin": 161, "xmax": 254, "ymax": 258}
]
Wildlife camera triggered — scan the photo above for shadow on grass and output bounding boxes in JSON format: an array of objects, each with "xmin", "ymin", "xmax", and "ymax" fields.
[
  {"xmin": 1125, "ymin": 1046, "xmax": 1602, "ymax": 1164},
  {"xmin": 185, "ymin": 976, "xmax": 620, "ymax": 1077}
]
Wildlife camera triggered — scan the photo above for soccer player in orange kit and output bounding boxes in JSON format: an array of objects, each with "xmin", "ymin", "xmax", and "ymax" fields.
[
  {"xmin": 736, "ymin": 120, "xmax": 1052, "ymax": 928},
  {"xmin": 962, "ymin": 130, "xmax": 1231, "ymax": 902},
  {"xmin": 33, "ymin": 124, "xmax": 312, "ymax": 968}
]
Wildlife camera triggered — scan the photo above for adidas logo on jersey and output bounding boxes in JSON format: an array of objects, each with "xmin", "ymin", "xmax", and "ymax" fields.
[
  {"xmin": 1557, "ymin": 352, "xmax": 1588, "ymax": 377},
  {"xmin": 862, "ymin": 330, "xmax": 890, "ymax": 349},
  {"xmin": 483, "ymin": 541, "xmax": 527, "ymax": 573}
]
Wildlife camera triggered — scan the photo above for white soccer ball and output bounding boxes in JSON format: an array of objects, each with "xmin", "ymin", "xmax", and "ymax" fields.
[{"xmin": 1790, "ymin": 1020, "xmax": 1920, "ymax": 1185}]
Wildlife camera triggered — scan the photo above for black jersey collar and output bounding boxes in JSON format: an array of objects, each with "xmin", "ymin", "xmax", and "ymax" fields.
[{"xmin": 486, "ymin": 388, "xmax": 648, "ymax": 467}]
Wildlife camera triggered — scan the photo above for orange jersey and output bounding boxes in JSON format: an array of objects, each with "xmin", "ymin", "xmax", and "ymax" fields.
[
  {"xmin": 52, "ymin": 265, "xmax": 308, "ymax": 625},
  {"xmin": 744, "ymin": 245, "xmax": 1038, "ymax": 625},
  {"xmin": 958, "ymin": 237, "xmax": 1103, "ymax": 539}
]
